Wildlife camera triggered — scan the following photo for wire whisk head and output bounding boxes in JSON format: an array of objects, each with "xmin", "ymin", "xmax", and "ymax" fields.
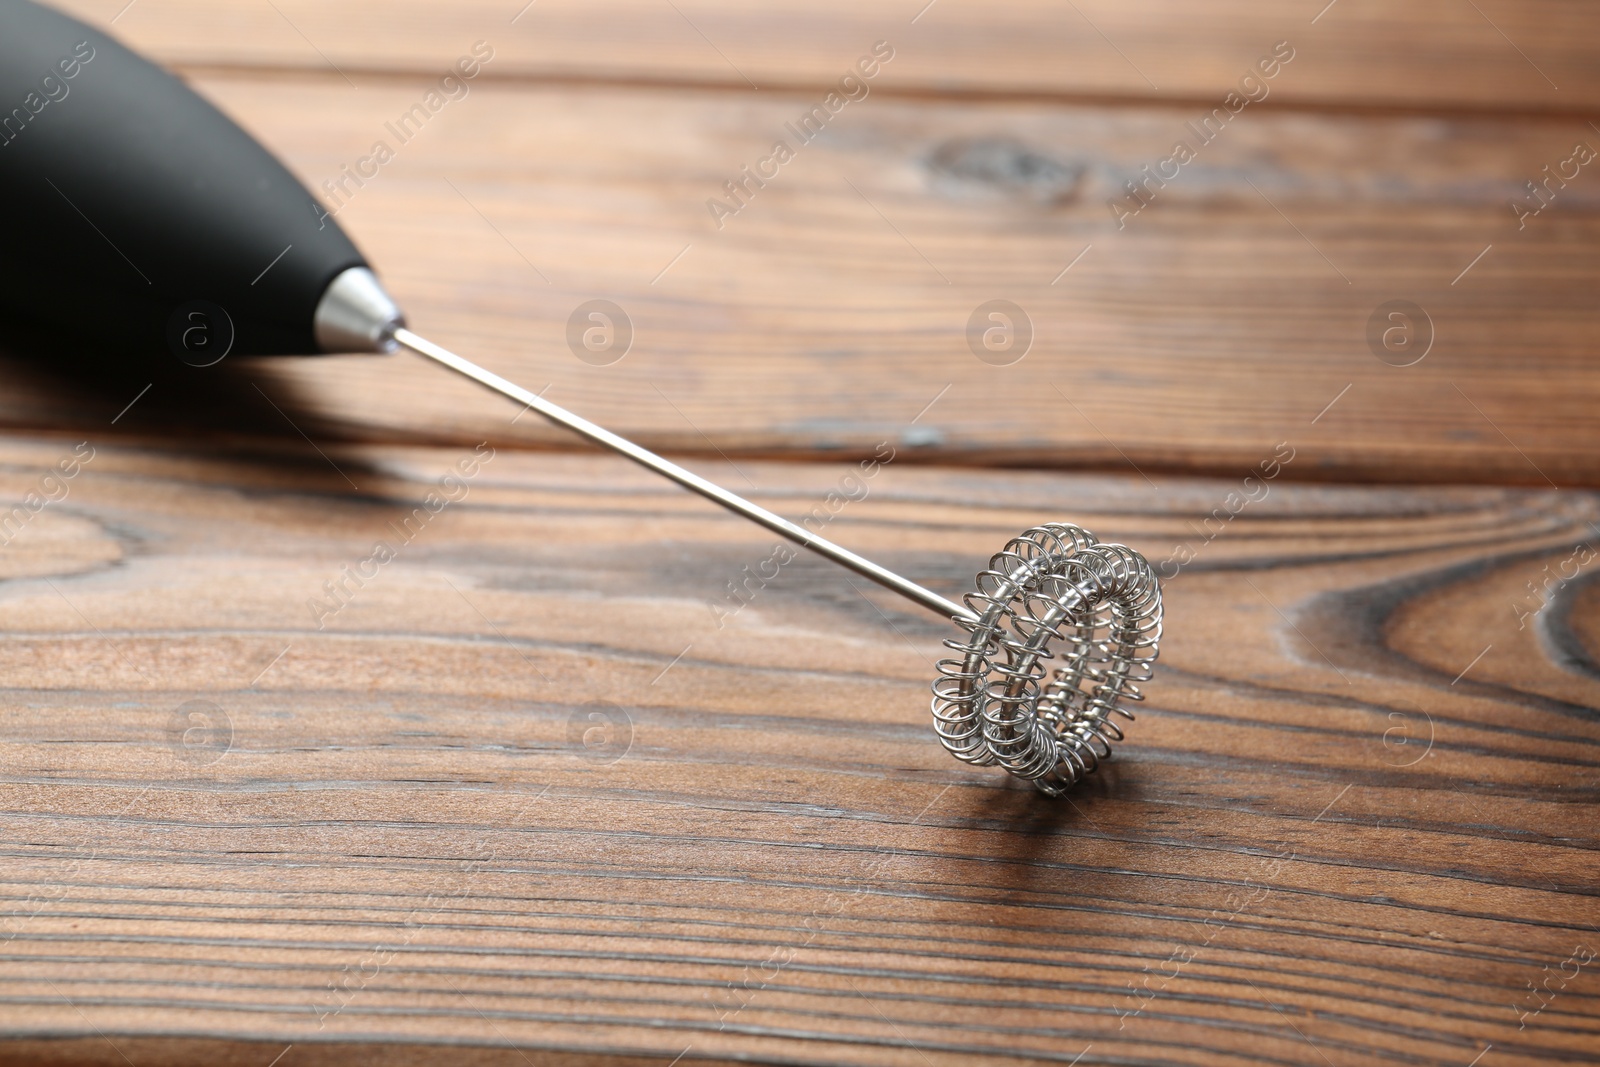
[{"xmin": 932, "ymin": 523, "xmax": 1162, "ymax": 795}]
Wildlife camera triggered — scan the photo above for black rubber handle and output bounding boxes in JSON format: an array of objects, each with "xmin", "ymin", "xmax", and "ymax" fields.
[{"xmin": 0, "ymin": 0, "xmax": 368, "ymax": 360}]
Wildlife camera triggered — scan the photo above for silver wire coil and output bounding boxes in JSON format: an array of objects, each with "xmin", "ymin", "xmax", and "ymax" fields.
[{"xmin": 932, "ymin": 523, "xmax": 1162, "ymax": 795}]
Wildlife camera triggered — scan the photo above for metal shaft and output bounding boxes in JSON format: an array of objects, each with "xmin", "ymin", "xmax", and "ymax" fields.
[{"xmin": 392, "ymin": 329, "xmax": 975, "ymax": 623}]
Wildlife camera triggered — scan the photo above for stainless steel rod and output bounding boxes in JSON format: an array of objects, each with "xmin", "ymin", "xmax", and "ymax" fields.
[{"xmin": 393, "ymin": 328, "xmax": 975, "ymax": 623}]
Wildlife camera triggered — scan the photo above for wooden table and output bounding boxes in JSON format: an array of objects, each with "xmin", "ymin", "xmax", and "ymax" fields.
[{"xmin": 3, "ymin": 3, "xmax": 1597, "ymax": 1065}]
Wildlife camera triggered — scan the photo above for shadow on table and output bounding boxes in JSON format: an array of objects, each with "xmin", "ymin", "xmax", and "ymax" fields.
[
  {"xmin": 955, "ymin": 763, "xmax": 1136, "ymax": 901},
  {"xmin": 0, "ymin": 331, "xmax": 389, "ymax": 488}
]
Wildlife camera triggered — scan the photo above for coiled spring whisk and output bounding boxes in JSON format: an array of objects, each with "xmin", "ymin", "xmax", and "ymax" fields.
[
  {"xmin": 933, "ymin": 524, "xmax": 1161, "ymax": 795},
  {"xmin": 394, "ymin": 331, "xmax": 1163, "ymax": 795}
]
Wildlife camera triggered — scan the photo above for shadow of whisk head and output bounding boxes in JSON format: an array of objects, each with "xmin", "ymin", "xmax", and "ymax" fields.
[{"xmin": 932, "ymin": 523, "xmax": 1163, "ymax": 795}]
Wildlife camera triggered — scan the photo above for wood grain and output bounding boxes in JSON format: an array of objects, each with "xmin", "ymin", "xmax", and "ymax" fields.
[
  {"xmin": 5, "ymin": 73, "xmax": 1599, "ymax": 485},
  {"xmin": 6, "ymin": 3, "xmax": 1600, "ymax": 1065},
  {"xmin": 0, "ymin": 434, "xmax": 1596, "ymax": 1066},
  {"xmin": 49, "ymin": 0, "xmax": 1598, "ymax": 114}
]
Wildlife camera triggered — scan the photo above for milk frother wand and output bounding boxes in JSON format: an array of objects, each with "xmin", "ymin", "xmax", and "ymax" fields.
[{"xmin": 0, "ymin": 0, "xmax": 1160, "ymax": 794}]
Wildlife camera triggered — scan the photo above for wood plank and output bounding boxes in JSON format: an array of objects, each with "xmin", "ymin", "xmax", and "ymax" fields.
[
  {"xmin": 0, "ymin": 432, "xmax": 1596, "ymax": 1066},
  {"xmin": 50, "ymin": 0, "xmax": 1600, "ymax": 114},
  {"xmin": 5, "ymin": 75, "xmax": 1598, "ymax": 484}
]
